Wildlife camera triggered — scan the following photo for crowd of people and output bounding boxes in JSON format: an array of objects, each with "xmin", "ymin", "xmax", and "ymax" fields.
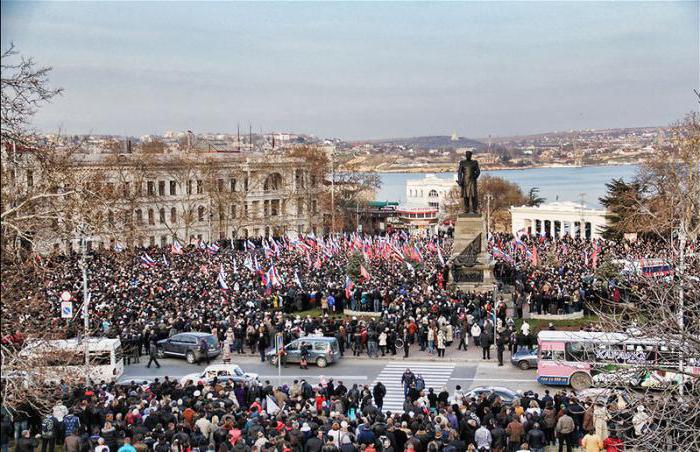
[
  {"xmin": 2, "ymin": 367, "xmax": 677, "ymax": 452},
  {"xmin": 490, "ymin": 233, "xmax": 698, "ymax": 320},
  {"xmin": 2, "ymin": 231, "xmax": 697, "ymax": 452}
]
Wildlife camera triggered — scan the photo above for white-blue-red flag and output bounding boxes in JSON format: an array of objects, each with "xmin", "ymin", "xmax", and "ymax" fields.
[
  {"xmin": 208, "ymin": 242, "xmax": 219, "ymax": 254},
  {"xmin": 437, "ymin": 246, "xmax": 445, "ymax": 266},
  {"xmin": 140, "ymin": 254, "xmax": 156, "ymax": 267},
  {"xmin": 217, "ymin": 265, "xmax": 229, "ymax": 290},
  {"xmin": 171, "ymin": 240, "xmax": 183, "ymax": 255}
]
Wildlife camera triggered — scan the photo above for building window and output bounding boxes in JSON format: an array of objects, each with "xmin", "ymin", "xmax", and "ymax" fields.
[
  {"xmin": 158, "ymin": 181, "xmax": 165, "ymax": 196},
  {"xmin": 252, "ymin": 201, "xmax": 260, "ymax": 218},
  {"xmin": 122, "ymin": 182, "xmax": 130, "ymax": 197},
  {"xmin": 295, "ymin": 170, "xmax": 305, "ymax": 190},
  {"xmin": 297, "ymin": 199, "xmax": 304, "ymax": 215},
  {"xmin": 271, "ymin": 199, "xmax": 280, "ymax": 216},
  {"xmin": 148, "ymin": 209, "xmax": 154, "ymax": 225},
  {"xmin": 244, "ymin": 177, "xmax": 249, "ymax": 192},
  {"xmin": 244, "ymin": 203, "xmax": 249, "ymax": 218},
  {"xmin": 108, "ymin": 211, "xmax": 115, "ymax": 226},
  {"xmin": 187, "ymin": 180, "xmax": 193, "ymax": 195},
  {"xmin": 428, "ymin": 189, "xmax": 439, "ymax": 198},
  {"xmin": 160, "ymin": 236, "xmax": 168, "ymax": 247},
  {"xmin": 217, "ymin": 178, "xmax": 224, "ymax": 192},
  {"xmin": 429, "ymin": 202, "xmax": 439, "ymax": 208},
  {"xmin": 311, "ymin": 174, "xmax": 317, "ymax": 187},
  {"xmin": 136, "ymin": 209, "xmax": 143, "ymax": 225},
  {"xmin": 147, "ymin": 181, "xmax": 155, "ymax": 196},
  {"xmin": 149, "ymin": 236, "xmax": 155, "ymax": 247},
  {"xmin": 159, "ymin": 208, "xmax": 166, "ymax": 224},
  {"xmin": 230, "ymin": 179, "xmax": 237, "ymax": 192},
  {"xmin": 26, "ymin": 170, "xmax": 33, "ymax": 187},
  {"xmin": 264, "ymin": 173, "xmax": 283, "ymax": 192},
  {"xmin": 196, "ymin": 180, "xmax": 203, "ymax": 194},
  {"xmin": 135, "ymin": 182, "xmax": 143, "ymax": 197},
  {"xmin": 170, "ymin": 180, "xmax": 177, "ymax": 195},
  {"xmin": 230, "ymin": 205, "xmax": 237, "ymax": 219},
  {"xmin": 198, "ymin": 206, "xmax": 205, "ymax": 222},
  {"xmin": 312, "ymin": 200, "xmax": 318, "ymax": 214},
  {"xmin": 170, "ymin": 207, "xmax": 177, "ymax": 223}
]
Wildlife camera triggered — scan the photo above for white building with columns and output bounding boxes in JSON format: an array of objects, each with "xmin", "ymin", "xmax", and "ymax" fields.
[
  {"xmin": 405, "ymin": 174, "xmax": 457, "ymax": 215},
  {"xmin": 510, "ymin": 202, "xmax": 608, "ymax": 240}
]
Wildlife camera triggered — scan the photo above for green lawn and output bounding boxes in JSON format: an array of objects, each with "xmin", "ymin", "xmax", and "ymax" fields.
[{"xmin": 515, "ymin": 315, "xmax": 599, "ymax": 335}]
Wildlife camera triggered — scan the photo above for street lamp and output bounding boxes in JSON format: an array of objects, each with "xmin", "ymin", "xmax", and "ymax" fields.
[{"xmin": 77, "ymin": 223, "xmax": 91, "ymax": 385}]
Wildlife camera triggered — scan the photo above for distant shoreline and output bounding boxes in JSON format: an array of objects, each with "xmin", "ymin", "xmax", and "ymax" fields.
[{"xmin": 358, "ymin": 161, "xmax": 640, "ymax": 174}]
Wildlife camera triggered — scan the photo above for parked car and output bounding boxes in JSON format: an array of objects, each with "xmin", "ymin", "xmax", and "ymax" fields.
[
  {"xmin": 511, "ymin": 346, "xmax": 538, "ymax": 370},
  {"xmin": 266, "ymin": 337, "xmax": 341, "ymax": 367},
  {"xmin": 464, "ymin": 386, "xmax": 520, "ymax": 405},
  {"xmin": 179, "ymin": 364, "xmax": 258, "ymax": 386},
  {"xmin": 157, "ymin": 332, "xmax": 220, "ymax": 364}
]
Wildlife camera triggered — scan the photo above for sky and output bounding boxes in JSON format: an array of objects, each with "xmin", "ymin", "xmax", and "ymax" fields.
[{"xmin": 1, "ymin": 1, "xmax": 698, "ymax": 140}]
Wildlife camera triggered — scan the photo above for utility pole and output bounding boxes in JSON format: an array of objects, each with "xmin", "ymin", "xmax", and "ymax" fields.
[
  {"xmin": 79, "ymin": 224, "xmax": 91, "ymax": 385},
  {"xmin": 677, "ymin": 221, "xmax": 687, "ymax": 395},
  {"xmin": 330, "ymin": 149, "xmax": 335, "ymax": 233}
]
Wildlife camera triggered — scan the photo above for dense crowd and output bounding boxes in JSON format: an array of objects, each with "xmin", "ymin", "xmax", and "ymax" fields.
[
  {"xmin": 3, "ymin": 370, "xmax": 681, "ymax": 452},
  {"xmin": 490, "ymin": 233, "xmax": 699, "ymax": 319}
]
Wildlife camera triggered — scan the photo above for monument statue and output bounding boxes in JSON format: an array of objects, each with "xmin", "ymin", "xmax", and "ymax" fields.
[{"xmin": 457, "ymin": 150, "xmax": 480, "ymax": 214}]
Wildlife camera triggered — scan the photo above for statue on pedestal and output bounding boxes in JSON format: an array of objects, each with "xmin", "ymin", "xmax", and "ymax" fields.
[{"xmin": 457, "ymin": 151, "xmax": 480, "ymax": 214}]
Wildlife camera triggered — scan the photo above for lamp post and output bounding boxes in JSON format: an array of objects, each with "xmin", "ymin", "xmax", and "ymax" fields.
[{"xmin": 77, "ymin": 224, "xmax": 91, "ymax": 385}]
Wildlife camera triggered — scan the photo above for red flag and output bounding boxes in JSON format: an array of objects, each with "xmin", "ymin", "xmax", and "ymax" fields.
[
  {"xmin": 200, "ymin": 264, "xmax": 209, "ymax": 275},
  {"xmin": 360, "ymin": 265, "xmax": 370, "ymax": 281}
]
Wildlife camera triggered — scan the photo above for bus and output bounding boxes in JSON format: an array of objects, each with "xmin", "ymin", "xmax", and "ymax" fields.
[
  {"xmin": 536, "ymin": 330, "xmax": 700, "ymax": 390},
  {"xmin": 18, "ymin": 337, "xmax": 124, "ymax": 383}
]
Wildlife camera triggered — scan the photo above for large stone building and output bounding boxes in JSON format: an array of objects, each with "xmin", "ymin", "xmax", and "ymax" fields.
[
  {"xmin": 510, "ymin": 202, "xmax": 608, "ymax": 240},
  {"xmin": 5, "ymin": 148, "xmax": 326, "ymax": 254}
]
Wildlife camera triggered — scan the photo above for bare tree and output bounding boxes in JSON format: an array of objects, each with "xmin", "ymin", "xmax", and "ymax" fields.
[{"xmin": 582, "ymin": 113, "xmax": 700, "ymax": 451}]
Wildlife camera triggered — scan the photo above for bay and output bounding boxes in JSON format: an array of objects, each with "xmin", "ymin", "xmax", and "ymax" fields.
[{"xmin": 375, "ymin": 164, "xmax": 639, "ymax": 208}]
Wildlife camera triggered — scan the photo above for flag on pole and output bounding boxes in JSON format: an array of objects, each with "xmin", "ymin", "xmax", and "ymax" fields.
[
  {"xmin": 437, "ymin": 246, "xmax": 445, "ymax": 266},
  {"xmin": 217, "ymin": 265, "xmax": 229, "ymax": 290},
  {"xmin": 171, "ymin": 240, "xmax": 183, "ymax": 255},
  {"xmin": 266, "ymin": 395, "xmax": 280, "ymax": 415},
  {"xmin": 344, "ymin": 275, "xmax": 355, "ymax": 299},
  {"xmin": 360, "ymin": 265, "xmax": 370, "ymax": 281},
  {"xmin": 294, "ymin": 271, "xmax": 303, "ymax": 289},
  {"xmin": 200, "ymin": 264, "xmax": 209, "ymax": 275},
  {"xmin": 140, "ymin": 254, "xmax": 156, "ymax": 267},
  {"xmin": 114, "ymin": 243, "xmax": 125, "ymax": 253},
  {"xmin": 243, "ymin": 255, "xmax": 254, "ymax": 271},
  {"xmin": 208, "ymin": 242, "xmax": 220, "ymax": 255},
  {"xmin": 530, "ymin": 246, "xmax": 538, "ymax": 266},
  {"xmin": 232, "ymin": 258, "xmax": 238, "ymax": 274},
  {"xmin": 162, "ymin": 255, "xmax": 170, "ymax": 267}
]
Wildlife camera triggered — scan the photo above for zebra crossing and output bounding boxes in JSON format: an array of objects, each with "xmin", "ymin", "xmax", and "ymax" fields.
[{"xmin": 373, "ymin": 361, "xmax": 456, "ymax": 413}]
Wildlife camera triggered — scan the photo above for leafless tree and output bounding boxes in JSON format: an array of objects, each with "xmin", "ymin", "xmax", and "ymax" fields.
[{"xmin": 581, "ymin": 113, "xmax": 700, "ymax": 451}]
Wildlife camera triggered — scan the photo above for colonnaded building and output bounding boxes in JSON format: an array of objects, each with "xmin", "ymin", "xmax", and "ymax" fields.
[{"xmin": 5, "ymin": 147, "xmax": 326, "ymax": 254}]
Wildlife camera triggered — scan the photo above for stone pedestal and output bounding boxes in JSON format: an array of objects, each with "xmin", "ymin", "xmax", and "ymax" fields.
[{"xmin": 449, "ymin": 214, "xmax": 497, "ymax": 293}]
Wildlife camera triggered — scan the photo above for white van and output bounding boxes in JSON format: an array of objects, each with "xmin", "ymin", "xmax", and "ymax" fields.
[{"xmin": 19, "ymin": 337, "xmax": 124, "ymax": 383}]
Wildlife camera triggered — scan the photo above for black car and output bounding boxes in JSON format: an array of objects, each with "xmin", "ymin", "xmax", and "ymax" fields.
[
  {"xmin": 157, "ymin": 332, "xmax": 220, "ymax": 364},
  {"xmin": 464, "ymin": 386, "xmax": 521, "ymax": 405}
]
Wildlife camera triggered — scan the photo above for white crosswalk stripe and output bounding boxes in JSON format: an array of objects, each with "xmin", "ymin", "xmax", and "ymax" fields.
[{"xmin": 372, "ymin": 362, "xmax": 456, "ymax": 414}]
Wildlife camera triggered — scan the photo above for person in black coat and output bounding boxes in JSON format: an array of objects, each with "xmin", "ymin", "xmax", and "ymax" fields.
[{"xmin": 373, "ymin": 382, "xmax": 386, "ymax": 412}]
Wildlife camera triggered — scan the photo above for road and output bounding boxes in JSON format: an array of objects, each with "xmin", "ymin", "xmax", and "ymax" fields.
[{"xmin": 122, "ymin": 355, "xmax": 542, "ymax": 412}]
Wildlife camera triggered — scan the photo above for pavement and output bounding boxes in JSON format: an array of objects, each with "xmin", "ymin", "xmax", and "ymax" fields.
[{"xmin": 121, "ymin": 344, "xmax": 543, "ymax": 396}]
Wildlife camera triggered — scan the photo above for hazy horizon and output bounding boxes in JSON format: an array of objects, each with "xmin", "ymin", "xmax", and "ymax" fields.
[{"xmin": 2, "ymin": 1, "xmax": 697, "ymax": 140}]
